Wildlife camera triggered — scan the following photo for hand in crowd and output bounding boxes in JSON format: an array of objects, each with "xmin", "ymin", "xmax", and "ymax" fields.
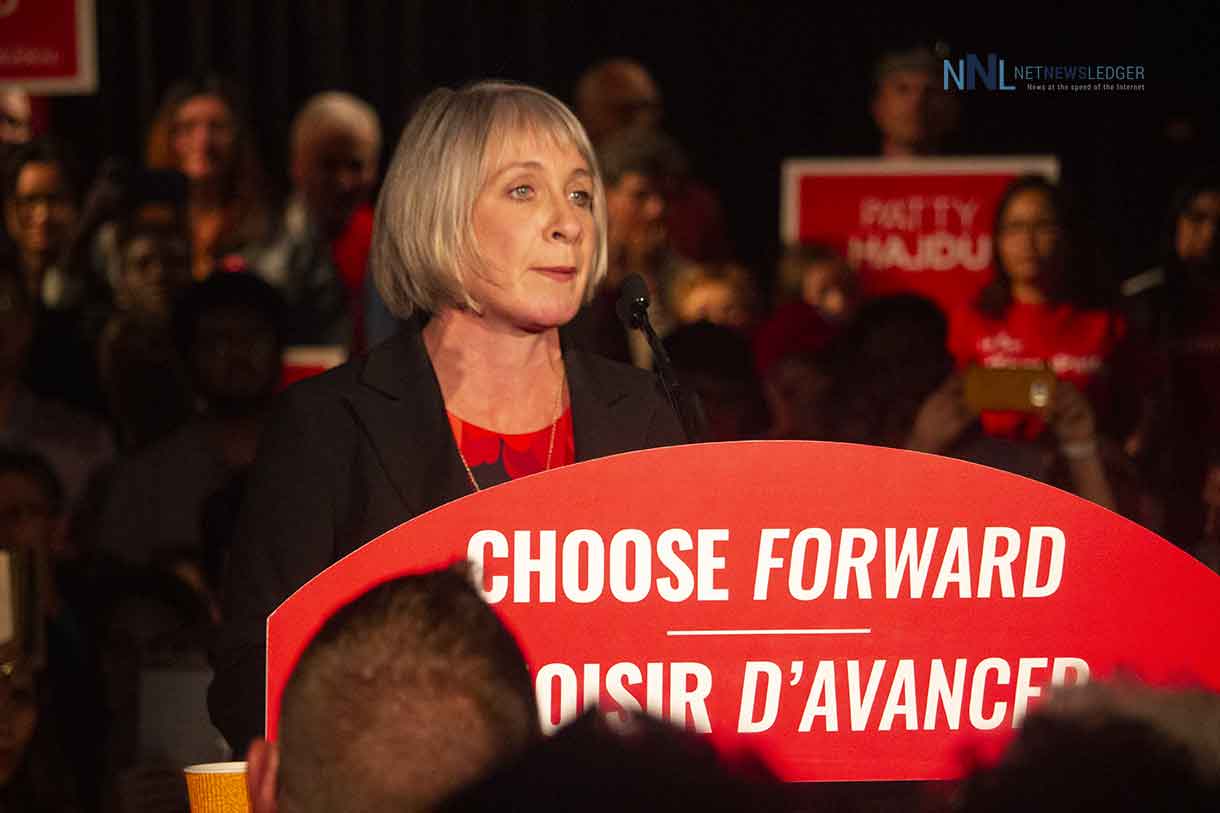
[
  {"xmin": 1047, "ymin": 379, "xmax": 1118, "ymax": 511},
  {"xmin": 904, "ymin": 374, "xmax": 974, "ymax": 455},
  {"xmin": 1046, "ymin": 379, "xmax": 1097, "ymax": 452}
]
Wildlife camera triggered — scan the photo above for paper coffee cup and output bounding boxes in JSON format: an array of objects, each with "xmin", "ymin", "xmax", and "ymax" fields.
[{"xmin": 184, "ymin": 761, "xmax": 250, "ymax": 812}]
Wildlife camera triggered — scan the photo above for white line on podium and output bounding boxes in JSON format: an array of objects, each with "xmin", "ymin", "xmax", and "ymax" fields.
[{"xmin": 665, "ymin": 628, "xmax": 871, "ymax": 637}]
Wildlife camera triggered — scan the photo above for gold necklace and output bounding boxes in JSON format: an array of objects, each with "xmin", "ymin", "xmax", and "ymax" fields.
[{"xmin": 457, "ymin": 371, "xmax": 565, "ymax": 492}]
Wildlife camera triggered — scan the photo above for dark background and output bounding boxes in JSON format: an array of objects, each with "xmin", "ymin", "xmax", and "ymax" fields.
[{"xmin": 49, "ymin": 2, "xmax": 1220, "ymax": 288}]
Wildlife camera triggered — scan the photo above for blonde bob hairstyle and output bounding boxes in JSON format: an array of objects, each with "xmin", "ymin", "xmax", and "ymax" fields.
[{"xmin": 371, "ymin": 80, "xmax": 608, "ymax": 318}]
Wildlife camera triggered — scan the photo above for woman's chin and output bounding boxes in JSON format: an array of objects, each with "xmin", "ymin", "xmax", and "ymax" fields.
[{"xmin": 520, "ymin": 298, "xmax": 584, "ymax": 332}]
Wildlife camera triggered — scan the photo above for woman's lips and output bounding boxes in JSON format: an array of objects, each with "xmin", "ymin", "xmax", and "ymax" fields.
[{"xmin": 533, "ymin": 266, "xmax": 578, "ymax": 280}]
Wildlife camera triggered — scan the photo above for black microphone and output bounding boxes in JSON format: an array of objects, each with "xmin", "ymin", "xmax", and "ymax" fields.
[
  {"xmin": 616, "ymin": 274, "xmax": 702, "ymax": 443},
  {"xmin": 616, "ymin": 273, "xmax": 650, "ymax": 330}
]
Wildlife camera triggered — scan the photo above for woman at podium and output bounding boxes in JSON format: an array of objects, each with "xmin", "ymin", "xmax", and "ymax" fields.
[{"xmin": 208, "ymin": 81, "xmax": 686, "ymax": 753}]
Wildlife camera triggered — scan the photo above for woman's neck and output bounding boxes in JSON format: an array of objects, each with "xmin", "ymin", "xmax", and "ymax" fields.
[{"xmin": 423, "ymin": 308, "xmax": 566, "ymax": 433}]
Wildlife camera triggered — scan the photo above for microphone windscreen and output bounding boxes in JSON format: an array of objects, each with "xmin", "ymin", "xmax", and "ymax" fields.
[{"xmin": 616, "ymin": 273, "xmax": 650, "ymax": 328}]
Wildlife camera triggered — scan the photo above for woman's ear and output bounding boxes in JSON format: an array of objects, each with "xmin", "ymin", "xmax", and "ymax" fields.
[{"xmin": 246, "ymin": 737, "xmax": 280, "ymax": 813}]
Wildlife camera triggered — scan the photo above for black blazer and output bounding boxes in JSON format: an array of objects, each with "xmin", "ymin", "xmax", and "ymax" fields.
[{"xmin": 208, "ymin": 322, "xmax": 686, "ymax": 752}]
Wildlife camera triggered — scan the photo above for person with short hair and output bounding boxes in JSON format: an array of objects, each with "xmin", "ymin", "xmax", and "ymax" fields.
[
  {"xmin": 0, "ymin": 266, "xmax": 113, "ymax": 517},
  {"xmin": 98, "ymin": 175, "xmax": 195, "ymax": 449},
  {"xmin": 955, "ymin": 681, "xmax": 1220, "ymax": 812},
  {"xmin": 2, "ymin": 139, "xmax": 80, "ymax": 309},
  {"xmin": 871, "ymin": 45, "xmax": 959, "ymax": 158},
  {"xmin": 567, "ymin": 127, "xmax": 695, "ymax": 367},
  {"xmin": 573, "ymin": 59, "xmax": 663, "ymax": 148},
  {"xmin": 96, "ymin": 272, "xmax": 285, "ymax": 566},
  {"xmin": 210, "ymin": 80, "xmax": 686, "ymax": 754},
  {"xmin": 255, "ymin": 91, "xmax": 382, "ymax": 350},
  {"xmin": 245, "ymin": 567, "xmax": 538, "ymax": 813},
  {"xmin": 574, "ymin": 58, "xmax": 729, "ymax": 264}
]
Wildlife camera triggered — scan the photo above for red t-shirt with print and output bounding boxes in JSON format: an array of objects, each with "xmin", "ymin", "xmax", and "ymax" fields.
[{"xmin": 949, "ymin": 301, "xmax": 1126, "ymax": 439}]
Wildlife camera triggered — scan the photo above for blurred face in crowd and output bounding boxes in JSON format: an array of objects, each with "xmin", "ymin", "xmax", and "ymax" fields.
[
  {"xmin": 605, "ymin": 171, "xmax": 666, "ymax": 263},
  {"xmin": 293, "ymin": 123, "xmax": 379, "ymax": 235},
  {"xmin": 0, "ymin": 473, "xmax": 57, "ymax": 554},
  {"xmin": 801, "ymin": 260, "xmax": 856, "ymax": 323},
  {"xmin": 118, "ymin": 229, "xmax": 192, "ymax": 319},
  {"xmin": 0, "ymin": 647, "xmax": 37, "ymax": 785},
  {"xmin": 191, "ymin": 304, "xmax": 280, "ymax": 410},
  {"xmin": 171, "ymin": 94, "xmax": 237, "ymax": 186},
  {"xmin": 3, "ymin": 161, "xmax": 77, "ymax": 268},
  {"xmin": 466, "ymin": 130, "xmax": 596, "ymax": 332},
  {"xmin": 1176, "ymin": 190, "xmax": 1220, "ymax": 267},
  {"xmin": 675, "ymin": 278, "xmax": 751, "ymax": 330},
  {"xmin": 996, "ymin": 187, "xmax": 1064, "ymax": 291},
  {"xmin": 0, "ymin": 91, "xmax": 32, "ymax": 145},
  {"xmin": 578, "ymin": 62, "xmax": 662, "ymax": 145},
  {"xmin": 872, "ymin": 68, "xmax": 956, "ymax": 155}
]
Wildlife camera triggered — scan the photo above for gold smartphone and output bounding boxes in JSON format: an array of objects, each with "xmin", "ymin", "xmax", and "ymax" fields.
[{"xmin": 963, "ymin": 365, "xmax": 1056, "ymax": 414}]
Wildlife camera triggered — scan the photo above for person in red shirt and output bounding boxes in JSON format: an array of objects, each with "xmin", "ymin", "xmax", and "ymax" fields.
[
  {"xmin": 949, "ymin": 176, "xmax": 1125, "ymax": 441},
  {"xmin": 254, "ymin": 92, "xmax": 381, "ymax": 352}
]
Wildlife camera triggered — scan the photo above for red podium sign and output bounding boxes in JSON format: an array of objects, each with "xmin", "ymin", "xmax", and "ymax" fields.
[
  {"xmin": 0, "ymin": 0, "xmax": 97, "ymax": 93},
  {"xmin": 781, "ymin": 157, "xmax": 1059, "ymax": 314},
  {"xmin": 266, "ymin": 442, "xmax": 1220, "ymax": 782}
]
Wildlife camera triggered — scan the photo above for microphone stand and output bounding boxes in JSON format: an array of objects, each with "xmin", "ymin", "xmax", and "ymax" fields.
[{"xmin": 618, "ymin": 275, "xmax": 704, "ymax": 443}]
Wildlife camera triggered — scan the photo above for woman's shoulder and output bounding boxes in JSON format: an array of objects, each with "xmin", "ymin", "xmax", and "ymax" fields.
[
  {"xmin": 564, "ymin": 346, "xmax": 663, "ymax": 400},
  {"xmin": 282, "ymin": 327, "xmax": 433, "ymax": 402}
]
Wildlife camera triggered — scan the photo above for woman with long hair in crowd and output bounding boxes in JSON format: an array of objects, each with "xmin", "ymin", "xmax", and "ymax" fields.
[
  {"xmin": 145, "ymin": 75, "xmax": 271, "ymax": 279},
  {"xmin": 949, "ymin": 175, "xmax": 1126, "ymax": 435},
  {"xmin": 209, "ymin": 80, "xmax": 686, "ymax": 754},
  {"xmin": 946, "ymin": 175, "xmax": 1128, "ymax": 511}
]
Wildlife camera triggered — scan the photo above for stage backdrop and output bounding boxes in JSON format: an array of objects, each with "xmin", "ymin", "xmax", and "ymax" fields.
[
  {"xmin": 781, "ymin": 157, "xmax": 1059, "ymax": 315},
  {"xmin": 266, "ymin": 441, "xmax": 1220, "ymax": 782}
]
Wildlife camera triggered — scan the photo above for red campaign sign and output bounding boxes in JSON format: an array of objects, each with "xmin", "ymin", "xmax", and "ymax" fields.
[
  {"xmin": 265, "ymin": 441, "xmax": 1220, "ymax": 782},
  {"xmin": 0, "ymin": 0, "xmax": 97, "ymax": 93},
  {"xmin": 781, "ymin": 158, "xmax": 1059, "ymax": 315},
  {"xmin": 278, "ymin": 346, "xmax": 347, "ymax": 391}
]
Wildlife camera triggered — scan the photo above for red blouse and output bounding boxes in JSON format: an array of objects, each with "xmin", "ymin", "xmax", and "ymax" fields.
[{"xmin": 448, "ymin": 407, "xmax": 575, "ymax": 489}]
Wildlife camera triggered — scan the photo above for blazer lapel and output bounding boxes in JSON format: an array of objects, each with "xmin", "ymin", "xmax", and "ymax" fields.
[
  {"xmin": 344, "ymin": 322, "xmax": 472, "ymax": 517},
  {"xmin": 345, "ymin": 322, "xmax": 649, "ymax": 515},
  {"xmin": 562, "ymin": 332, "xmax": 636, "ymax": 462}
]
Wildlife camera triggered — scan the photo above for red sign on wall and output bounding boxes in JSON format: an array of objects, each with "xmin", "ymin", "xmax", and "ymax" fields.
[
  {"xmin": 266, "ymin": 442, "xmax": 1220, "ymax": 782},
  {"xmin": 781, "ymin": 158, "xmax": 1059, "ymax": 315},
  {"xmin": 0, "ymin": 0, "xmax": 97, "ymax": 94}
]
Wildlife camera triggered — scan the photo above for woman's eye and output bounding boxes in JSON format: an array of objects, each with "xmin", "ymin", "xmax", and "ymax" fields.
[
  {"xmin": 509, "ymin": 185, "xmax": 533, "ymax": 200},
  {"xmin": 569, "ymin": 189, "xmax": 593, "ymax": 208}
]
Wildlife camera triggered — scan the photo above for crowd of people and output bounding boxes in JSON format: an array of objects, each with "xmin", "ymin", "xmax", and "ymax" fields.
[{"xmin": 1, "ymin": 46, "xmax": 1218, "ymax": 811}]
